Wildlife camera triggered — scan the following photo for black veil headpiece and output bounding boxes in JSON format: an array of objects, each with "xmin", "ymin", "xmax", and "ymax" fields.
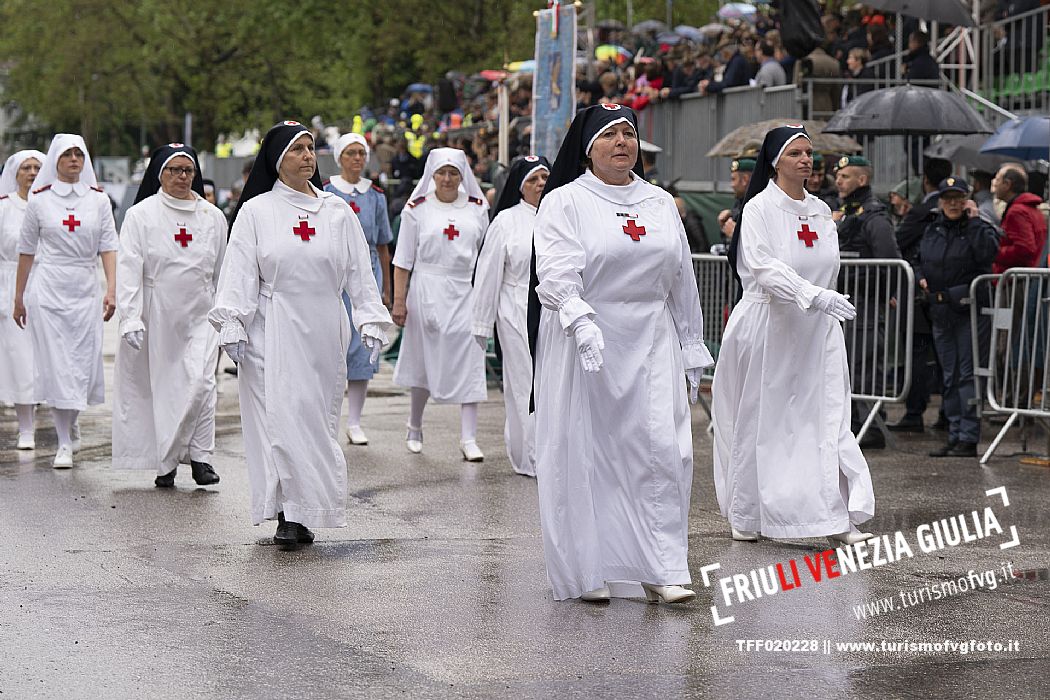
[
  {"xmin": 230, "ymin": 121, "xmax": 323, "ymax": 226},
  {"xmin": 134, "ymin": 143, "xmax": 205, "ymax": 204}
]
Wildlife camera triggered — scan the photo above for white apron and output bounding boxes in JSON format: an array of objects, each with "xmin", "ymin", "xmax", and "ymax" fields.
[
  {"xmin": 533, "ymin": 172, "xmax": 713, "ymax": 600},
  {"xmin": 209, "ymin": 181, "xmax": 392, "ymax": 528},
  {"xmin": 113, "ymin": 192, "xmax": 227, "ymax": 473},
  {"xmin": 392, "ymin": 192, "xmax": 487, "ymax": 403},
  {"xmin": 711, "ymin": 181, "xmax": 875, "ymax": 538},
  {"xmin": 18, "ymin": 183, "xmax": 118, "ymax": 409}
]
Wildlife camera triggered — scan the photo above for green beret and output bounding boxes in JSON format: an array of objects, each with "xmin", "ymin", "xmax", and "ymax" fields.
[
  {"xmin": 731, "ymin": 157, "xmax": 756, "ymax": 173},
  {"xmin": 812, "ymin": 152, "xmax": 824, "ymax": 167},
  {"xmin": 836, "ymin": 154, "xmax": 870, "ymax": 170}
]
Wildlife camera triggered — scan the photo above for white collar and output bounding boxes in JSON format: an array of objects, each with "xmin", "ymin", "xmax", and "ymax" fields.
[
  {"xmin": 765, "ymin": 180, "xmax": 830, "ymax": 218},
  {"xmin": 7, "ymin": 193, "xmax": 28, "ymax": 210},
  {"xmin": 273, "ymin": 178, "xmax": 327, "ymax": 213},
  {"xmin": 158, "ymin": 190, "xmax": 200, "ymax": 212},
  {"xmin": 575, "ymin": 169, "xmax": 654, "ymax": 206},
  {"xmin": 517, "ymin": 200, "xmax": 538, "ymax": 214},
  {"xmin": 330, "ymin": 174, "xmax": 372, "ymax": 195},
  {"xmin": 52, "ymin": 180, "xmax": 90, "ymax": 197}
]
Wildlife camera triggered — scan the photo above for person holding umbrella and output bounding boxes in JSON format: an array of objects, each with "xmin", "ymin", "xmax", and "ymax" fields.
[{"xmin": 713, "ymin": 124, "xmax": 875, "ymax": 545}]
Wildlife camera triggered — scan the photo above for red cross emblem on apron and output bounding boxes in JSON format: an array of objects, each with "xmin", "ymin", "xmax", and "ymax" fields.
[
  {"xmin": 623, "ymin": 219, "xmax": 646, "ymax": 241},
  {"xmin": 796, "ymin": 223, "xmax": 818, "ymax": 247},
  {"xmin": 349, "ymin": 200, "xmax": 360, "ymax": 214},
  {"xmin": 443, "ymin": 224, "xmax": 460, "ymax": 241},
  {"xmin": 62, "ymin": 214, "xmax": 81, "ymax": 232},
  {"xmin": 174, "ymin": 227, "xmax": 192, "ymax": 247},
  {"xmin": 292, "ymin": 220, "xmax": 316, "ymax": 241}
]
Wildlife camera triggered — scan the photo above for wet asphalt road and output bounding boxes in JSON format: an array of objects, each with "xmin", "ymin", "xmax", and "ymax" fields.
[{"xmin": 1, "ymin": 326, "xmax": 1048, "ymax": 699}]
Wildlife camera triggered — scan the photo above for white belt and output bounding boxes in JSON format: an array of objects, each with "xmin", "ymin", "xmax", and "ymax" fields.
[
  {"xmin": 413, "ymin": 262, "xmax": 472, "ymax": 282},
  {"xmin": 742, "ymin": 291, "xmax": 770, "ymax": 304},
  {"xmin": 259, "ymin": 280, "xmax": 273, "ymax": 298}
]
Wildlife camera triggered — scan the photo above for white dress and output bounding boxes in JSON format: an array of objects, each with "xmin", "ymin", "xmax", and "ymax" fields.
[
  {"xmin": 0, "ymin": 194, "xmax": 35, "ymax": 404},
  {"xmin": 18, "ymin": 182, "xmax": 118, "ymax": 410},
  {"xmin": 711, "ymin": 181, "xmax": 875, "ymax": 538},
  {"xmin": 472, "ymin": 200, "xmax": 537, "ymax": 475},
  {"xmin": 113, "ymin": 192, "xmax": 228, "ymax": 473},
  {"xmin": 209, "ymin": 181, "xmax": 391, "ymax": 528},
  {"xmin": 533, "ymin": 171, "xmax": 713, "ymax": 601},
  {"xmin": 392, "ymin": 192, "xmax": 487, "ymax": 403}
]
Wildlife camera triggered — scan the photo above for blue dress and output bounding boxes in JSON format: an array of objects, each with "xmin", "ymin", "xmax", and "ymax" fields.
[{"xmin": 324, "ymin": 176, "xmax": 393, "ymax": 379}]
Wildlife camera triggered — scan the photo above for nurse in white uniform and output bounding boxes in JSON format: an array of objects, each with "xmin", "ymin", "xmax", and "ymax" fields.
[
  {"xmin": 391, "ymin": 148, "xmax": 489, "ymax": 461},
  {"xmin": 713, "ymin": 123, "xmax": 875, "ymax": 546},
  {"xmin": 13, "ymin": 134, "xmax": 118, "ymax": 469},
  {"xmin": 528, "ymin": 104, "xmax": 713, "ymax": 604},
  {"xmin": 113, "ymin": 143, "xmax": 227, "ymax": 488},
  {"xmin": 472, "ymin": 155, "xmax": 550, "ymax": 477},
  {"xmin": 0, "ymin": 149, "xmax": 45, "ymax": 450},
  {"xmin": 209, "ymin": 121, "xmax": 391, "ymax": 547}
]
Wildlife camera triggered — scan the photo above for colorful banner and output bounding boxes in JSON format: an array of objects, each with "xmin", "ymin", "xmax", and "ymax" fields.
[{"xmin": 531, "ymin": 4, "xmax": 577, "ymax": 161}]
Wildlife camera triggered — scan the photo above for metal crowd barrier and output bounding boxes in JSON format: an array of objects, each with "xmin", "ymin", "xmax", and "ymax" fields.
[
  {"xmin": 691, "ymin": 255, "xmax": 914, "ymax": 443},
  {"xmin": 973, "ymin": 268, "xmax": 1050, "ymax": 465}
]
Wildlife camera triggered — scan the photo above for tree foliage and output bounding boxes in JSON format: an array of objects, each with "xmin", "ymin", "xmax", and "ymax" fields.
[{"xmin": 0, "ymin": 0, "xmax": 717, "ymax": 155}]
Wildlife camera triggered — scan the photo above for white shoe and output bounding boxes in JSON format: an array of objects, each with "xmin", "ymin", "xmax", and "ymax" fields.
[
  {"xmin": 71, "ymin": 421, "xmax": 81, "ymax": 452},
  {"xmin": 827, "ymin": 528, "xmax": 875, "ymax": 546},
  {"xmin": 345, "ymin": 425, "xmax": 369, "ymax": 445},
  {"xmin": 732, "ymin": 527, "xmax": 760, "ymax": 542},
  {"xmin": 460, "ymin": 439, "xmax": 484, "ymax": 462},
  {"xmin": 52, "ymin": 445, "xmax": 74, "ymax": 469},
  {"xmin": 641, "ymin": 583, "xmax": 696, "ymax": 604},
  {"xmin": 580, "ymin": 586, "xmax": 611, "ymax": 602},
  {"xmin": 406, "ymin": 426, "xmax": 423, "ymax": 454},
  {"xmin": 16, "ymin": 432, "xmax": 35, "ymax": 450}
]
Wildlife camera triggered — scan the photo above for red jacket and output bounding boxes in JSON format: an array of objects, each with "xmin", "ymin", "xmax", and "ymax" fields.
[{"xmin": 993, "ymin": 193, "xmax": 1047, "ymax": 273}]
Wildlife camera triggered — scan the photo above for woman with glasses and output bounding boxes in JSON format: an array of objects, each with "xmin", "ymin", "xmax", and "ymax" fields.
[
  {"xmin": 112, "ymin": 143, "xmax": 228, "ymax": 488},
  {"xmin": 12, "ymin": 134, "xmax": 118, "ymax": 468}
]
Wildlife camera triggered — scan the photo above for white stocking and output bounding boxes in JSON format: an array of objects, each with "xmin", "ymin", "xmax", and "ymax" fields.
[
  {"xmin": 346, "ymin": 380, "xmax": 368, "ymax": 428},
  {"xmin": 460, "ymin": 403, "xmax": 478, "ymax": 442},
  {"xmin": 409, "ymin": 387, "xmax": 429, "ymax": 430},
  {"xmin": 15, "ymin": 404, "xmax": 34, "ymax": 434}
]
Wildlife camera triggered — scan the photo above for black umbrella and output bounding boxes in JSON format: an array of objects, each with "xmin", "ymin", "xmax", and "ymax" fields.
[
  {"xmin": 862, "ymin": 0, "xmax": 974, "ymax": 27},
  {"xmin": 925, "ymin": 134, "xmax": 1020, "ymax": 171},
  {"xmin": 597, "ymin": 18, "xmax": 626, "ymax": 30},
  {"xmin": 824, "ymin": 85, "xmax": 992, "ymax": 136}
]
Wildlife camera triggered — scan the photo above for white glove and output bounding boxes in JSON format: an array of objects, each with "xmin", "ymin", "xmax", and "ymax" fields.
[
  {"xmin": 473, "ymin": 334, "xmax": 489, "ymax": 352},
  {"xmin": 224, "ymin": 340, "xmax": 247, "ymax": 364},
  {"xmin": 571, "ymin": 318, "xmax": 605, "ymax": 373},
  {"xmin": 813, "ymin": 290, "xmax": 857, "ymax": 322},
  {"xmin": 360, "ymin": 323, "xmax": 388, "ymax": 365},
  {"xmin": 685, "ymin": 368, "xmax": 702, "ymax": 404},
  {"xmin": 122, "ymin": 330, "xmax": 144, "ymax": 351}
]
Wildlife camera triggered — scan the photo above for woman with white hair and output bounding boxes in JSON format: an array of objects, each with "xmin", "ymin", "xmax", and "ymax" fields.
[
  {"xmin": 324, "ymin": 133, "xmax": 393, "ymax": 445},
  {"xmin": 391, "ymin": 147, "xmax": 489, "ymax": 460},
  {"xmin": 12, "ymin": 135, "xmax": 118, "ymax": 468},
  {"xmin": 0, "ymin": 149, "xmax": 45, "ymax": 449}
]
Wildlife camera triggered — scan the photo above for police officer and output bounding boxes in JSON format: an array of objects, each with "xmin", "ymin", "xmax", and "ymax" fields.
[
  {"xmin": 640, "ymin": 140, "xmax": 663, "ymax": 185},
  {"xmin": 715, "ymin": 156, "xmax": 754, "ymax": 249},
  {"xmin": 833, "ymin": 155, "xmax": 900, "ymax": 449},
  {"xmin": 916, "ymin": 178, "xmax": 1000, "ymax": 458}
]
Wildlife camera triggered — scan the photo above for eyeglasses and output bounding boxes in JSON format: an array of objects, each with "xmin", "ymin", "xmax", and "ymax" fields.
[{"xmin": 164, "ymin": 167, "xmax": 196, "ymax": 178}]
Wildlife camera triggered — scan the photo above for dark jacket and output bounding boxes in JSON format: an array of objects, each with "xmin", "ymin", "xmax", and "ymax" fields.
[
  {"xmin": 896, "ymin": 191, "xmax": 939, "ymax": 266},
  {"xmin": 837, "ymin": 186, "xmax": 901, "ymax": 259},
  {"xmin": 705, "ymin": 52, "xmax": 749, "ymax": 93},
  {"xmin": 917, "ymin": 212, "xmax": 1000, "ymax": 296},
  {"xmin": 994, "ymin": 192, "xmax": 1047, "ymax": 273},
  {"xmin": 903, "ymin": 48, "xmax": 940, "ymax": 81}
]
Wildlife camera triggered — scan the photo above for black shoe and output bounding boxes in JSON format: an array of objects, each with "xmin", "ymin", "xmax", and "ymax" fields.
[
  {"xmin": 273, "ymin": 512, "xmax": 315, "ymax": 546},
  {"xmin": 947, "ymin": 441, "xmax": 978, "ymax": 457},
  {"xmin": 191, "ymin": 461, "xmax": 220, "ymax": 485},
  {"xmin": 929, "ymin": 440, "xmax": 958, "ymax": 457},
  {"xmin": 886, "ymin": 416, "xmax": 924, "ymax": 433},
  {"xmin": 931, "ymin": 414, "xmax": 949, "ymax": 431},
  {"xmin": 154, "ymin": 467, "xmax": 177, "ymax": 488},
  {"xmin": 858, "ymin": 432, "xmax": 886, "ymax": 450}
]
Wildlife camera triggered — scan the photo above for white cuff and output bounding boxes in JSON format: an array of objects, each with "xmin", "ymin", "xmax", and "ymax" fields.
[
  {"xmin": 218, "ymin": 321, "xmax": 248, "ymax": 345},
  {"xmin": 360, "ymin": 322, "xmax": 389, "ymax": 346},
  {"xmin": 793, "ymin": 282, "xmax": 822, "ymax": 311},
  {"xmin": 119, "ymin": 318, "xmax": 146, "ymax": 336},
  {"xmin": 557, "ymin": 296, "xmax": 596, "ymax": 331},
  {"xmin": 681, "ymin": 341, "xmax": 715, "ymax": 370},
  {"xmin": 471, "ymin": 323, "xmax": 493, "ymax": 338}
]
